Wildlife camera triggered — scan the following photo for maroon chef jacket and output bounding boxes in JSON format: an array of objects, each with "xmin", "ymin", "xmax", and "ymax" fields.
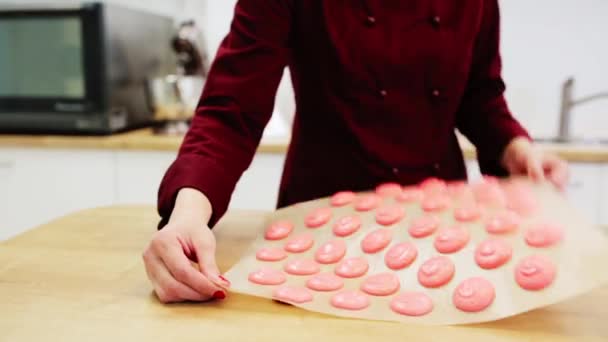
[{"xmin": 157, "ymin": 0, "xmax": 531, "ymax": 228}]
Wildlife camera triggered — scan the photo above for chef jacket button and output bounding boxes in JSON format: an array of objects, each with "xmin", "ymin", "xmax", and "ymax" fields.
[
  {"xmin": 431, "ymin": 89, "xmax": 441, "ymax": 98},
  {"xmin": 431, "ymin": 15, "xmax": 441, "ymax": 27},
  {"xmin": 379, "ymin": 89, "xmax": 388, "ymax": 97},
  {"xmin": 365, "ymin": 16, "xmax": 376, "ymax": 26},
  {"xmin": 433, "ymin": 163, "xmax": 441, "ymax": 172},
  {"xmin": 392, "ymin": 167, "xmax": 399, "ymax": 175}
]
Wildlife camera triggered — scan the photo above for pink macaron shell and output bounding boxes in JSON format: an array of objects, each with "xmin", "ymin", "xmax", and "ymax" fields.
[
  {"xmin": 434, "ymin": 226, "xmax": 470, "ymax": 254},
  {"xmin": 248, "ymin": 267, "xmax": 287, "ymax": 285},
  {"xmin": 256, "ymin": 247, "xmax": 288, "ymax": 262},
  {"xmin": 390, "ymin": 292, "xmax": 434, "ymax": 316},
  {"xmin": 361, "ymin": 228, "xmax": 393, "ymax": 253},
  {"xmin": 330, "ymin": 290, "xmax": 371, "ymax": 311},
  {"xmin": 375, "ymin": 204, "xmax": 406, "ymax": 226},
  {"xmin": 335, "ymin": 257, "xmax": 369, "ymax": 278},
  {"xmin": 524, "ymin": 222, "xmax": 564, "ymax": 248},
  {"xmin": 354, "ymin": 194, "xmax": 382, "ymax": 211},
  {"xmin": 304, "ymin": 207, "xmax": 333, "ymax": 228},
  {"xmin": 472, "ymin": 181, "xmax": 507, "ymax": 207},
  {"xmin": 408, "ymin": 215, "xmax": 441, "ymax": 238},
  {"xmin": 272, "ymin": 286, "xmax": 314, "ymax": 304},
  {"xmin": 421, "ymin": 194, "xmax": 451, "ymax": 212},
  {"xmin": 454, "ymin": 203, "xmax": 484, "ymax": 222},
  {"xmin": 385, "ymin": 242, "xmax": 418, "ymax": 270},
  {"xmin": 503, "ymin": 181, "xmax": 539, "ymax": 216},
  {"xmin": 474, "ymin": 238, "xmax": 513, "ymax": 269},
  {"xmin": 284, "ymin": 233, "xmax": 315, "ymax": 253},
  {"xmin": 330, "ymin": 191, "xmax": 357, "ymax": 207},
  {"xmin": 264, "ymin": 220, "xmax": 294, "ymax": 240},
  {"xmin": 315, "ymin": 239, "xmax": 347, "ymax": 264},
  {"xmin": 482, "ymin": 175, "xmax": 500, "ymax": 184},
  {"xmin": 284, "ymin": 258, "xmax": 321, "ymax": 276},
  {"xmin": 515, "ymin": 255, "xmax": 557, "ymax": 291},
  {"xmin": 446, "ymin": 181, "xmax": 470, "ymax": 200},
  {"xmin": 375, "ymin": 182, "xmax": 403, "ymax": 197},
  {"xmin": 452, "ymin": 277, "xmax": 496, "ymax": 312},
  {"xmin": 360, "ymin": 272, "xmax": 401, "ymax": 296},
  {"xmin": 306, "ymin": 273, "xmax": 345, "ymax": 292},
  {"xmin": 417, "ymin": 256, "xmax": 455, "ymax": 288},
  {"xmin": 420, "ymin": 178, "xmax": 448, "ymax": 195},
  {"xmin": 332, "ymin": 215, "xmax": 362, "ymax": 237},
  {"xmin": 396, "ymin": 187, "xmax": 424, "ymax": 203},
  {"xmin": 485, "ymin": 210, "xmax": 521, "ymax": 234}
]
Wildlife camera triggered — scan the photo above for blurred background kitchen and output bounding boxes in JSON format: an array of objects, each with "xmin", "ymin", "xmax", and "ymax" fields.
[{"xmin": 0, "ymin": 0, "xmax": 606, "ymax": 240}]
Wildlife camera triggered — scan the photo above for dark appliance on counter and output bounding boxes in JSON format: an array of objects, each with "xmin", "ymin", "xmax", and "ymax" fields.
[{"xmin": 0, "ymin": 2, "xmax": 177, "ymax": 134}]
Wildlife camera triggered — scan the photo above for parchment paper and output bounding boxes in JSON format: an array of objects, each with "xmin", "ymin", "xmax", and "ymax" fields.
[{"xmin": 224, "ymin": 178, "xmax": 608, "ymax": 325}]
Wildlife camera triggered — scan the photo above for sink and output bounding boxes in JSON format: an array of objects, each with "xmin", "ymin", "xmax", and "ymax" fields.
[{"xmin": 533, "ymin": 137, "xmax": 608, "ymax": 146}]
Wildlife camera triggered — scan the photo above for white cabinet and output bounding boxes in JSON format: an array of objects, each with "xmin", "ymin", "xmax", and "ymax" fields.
[
  {"xmin": 0, "ymin": 147, "xmax": 286, "ymax": 240},
  {"xmin": 0, "ymin": 148, "xmax": 115, "ymax": 240},
  {"xmin": 564, "ymin": 163, "xmax": 602, "ymax": 225},
  {"xmin": 601, "ymin": 164, "xmax": 608, "ymax": 226},
  {"xmin": 114, "ymin": 150, "xmax": 286, "ymax": 211},
  {"xmin": 231, "ymin": 153, "xmax": 286, "ymax": 210},
  {"xmin": 0, "ymin": 152, "xmax": 18, "ymax": 233},
  {"xmin": 1, "ymin": 146, "xmax": 605, "ymax": 241},
  {"xmin": 115, "ymin": 151, "xmax": 176, "ymax": 205}
]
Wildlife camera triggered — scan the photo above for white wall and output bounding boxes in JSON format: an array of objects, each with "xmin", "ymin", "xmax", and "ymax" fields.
[
  {"xmin": 202, "ymin": 0, "xmax": 295, "ymax": 134},
  {"xmin": 202, "ymin": 0, "xmax": 608, "ymax": 140},
  {"xmin": 2, "ymin": 0, "xmax": 606, "ymax": 139},
  {"xmin": 500, "ymin": 0, "xmax": 608, "ymax": 140}
]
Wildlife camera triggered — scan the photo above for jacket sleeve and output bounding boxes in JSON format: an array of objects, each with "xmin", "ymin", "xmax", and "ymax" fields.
[
  {"xmin": 455, "ymin": 0, "xmax": 531, "ymax": 176},
  {"xmin": 157, "ymin": 0, "xmax": 293, "ymax": 228}
]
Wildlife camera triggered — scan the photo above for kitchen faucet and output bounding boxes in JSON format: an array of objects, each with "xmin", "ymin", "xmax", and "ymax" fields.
[{"xmin": 558, "ymin": 77, "xmax": 608, "ymax": 142}]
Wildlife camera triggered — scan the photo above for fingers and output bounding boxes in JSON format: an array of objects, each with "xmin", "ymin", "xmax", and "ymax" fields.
[
  {"xmin": 526, "ymin": 151, "xmax": 545, "ymax": 183},
  {"xmin": 144, "ymin": 251, "xmax": 208, "ymax": 303},
  {"xmin": 503, "ymin": 138, "xmax": 545, "ymax": 183},
  {"xmin": 152, "ymin": 236, "xmax": 224, "ymax": 298},
  {"xmin": 192, "ymin": 230, "xmax": 231, "ymax": 289},
  {"xmin": 542, "ymin": 155, "xmax": 569, "ymax": 190},
  {"xmin": 522, "ymin": 149, "xmax": 569, "ymax": 190},
  {"xmin": 142, "ymin": 226, "xmax": 230, "ymax": 304}
]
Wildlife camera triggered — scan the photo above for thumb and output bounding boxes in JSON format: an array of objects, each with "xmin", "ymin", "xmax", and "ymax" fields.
[
  {"xmin": 526, "ymin": 154, "xmax": 545, "ymax": 183},
  {"xmin": 192, "ymin": 230, "xmax": 231, "ymax": 289}
]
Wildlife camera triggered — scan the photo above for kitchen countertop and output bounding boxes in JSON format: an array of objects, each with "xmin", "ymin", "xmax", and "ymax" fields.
[
  {"xmin": 1, "ymin": 206, "xmax": 607, "ymax": 341},
  {"xmin": 1, "ymin": 128, "xmax": 608, "ymax": 162},
  {"xmin": 0, "ymin": 128, "xmax": 289, "ymax": 154}
]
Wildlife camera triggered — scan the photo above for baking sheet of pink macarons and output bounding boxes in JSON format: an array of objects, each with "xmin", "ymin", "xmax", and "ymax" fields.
[{"xmin": 224, "ymin": 177, "xmax": 608, "ymax": 325}]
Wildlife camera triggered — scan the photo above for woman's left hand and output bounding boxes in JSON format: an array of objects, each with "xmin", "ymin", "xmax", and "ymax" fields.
[{"xmin": 501, "ymin": 137, "xmax": 569, "ymax": 190}]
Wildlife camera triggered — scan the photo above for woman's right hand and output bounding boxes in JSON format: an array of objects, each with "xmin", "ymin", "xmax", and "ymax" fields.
[{"xmin": 143, "ymin": 188, "xmax": 230, "ymax": 303}]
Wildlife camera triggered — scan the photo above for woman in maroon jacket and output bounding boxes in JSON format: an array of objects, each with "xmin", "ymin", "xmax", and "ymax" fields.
[{"xmin": 143, "ymin": 0, "xmax": 568, "ymax": 303}]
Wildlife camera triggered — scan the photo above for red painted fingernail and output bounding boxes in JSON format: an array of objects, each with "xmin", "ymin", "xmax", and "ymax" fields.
[
  {"xmin": 219, "ymin": 275, "xmax": 231, "ymax": 286},
  {"xmin": 213, "ymin": 291, "xmax": 226, "ymax": 300}
]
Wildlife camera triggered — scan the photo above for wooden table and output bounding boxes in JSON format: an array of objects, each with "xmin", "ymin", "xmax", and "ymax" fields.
[{"xmin": 1, "ymin": 206, "xmax": 607, "ymax": 341}]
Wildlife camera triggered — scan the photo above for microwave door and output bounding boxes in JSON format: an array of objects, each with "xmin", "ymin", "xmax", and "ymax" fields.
[{"xmin": 0, "ymin": 5, "xmax": 108, "ymax": 133}]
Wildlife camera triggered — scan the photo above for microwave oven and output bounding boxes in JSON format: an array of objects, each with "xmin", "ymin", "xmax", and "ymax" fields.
[{"xmin": 0, "ymin": 2, "xmax": 177, "ymax": 134}]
